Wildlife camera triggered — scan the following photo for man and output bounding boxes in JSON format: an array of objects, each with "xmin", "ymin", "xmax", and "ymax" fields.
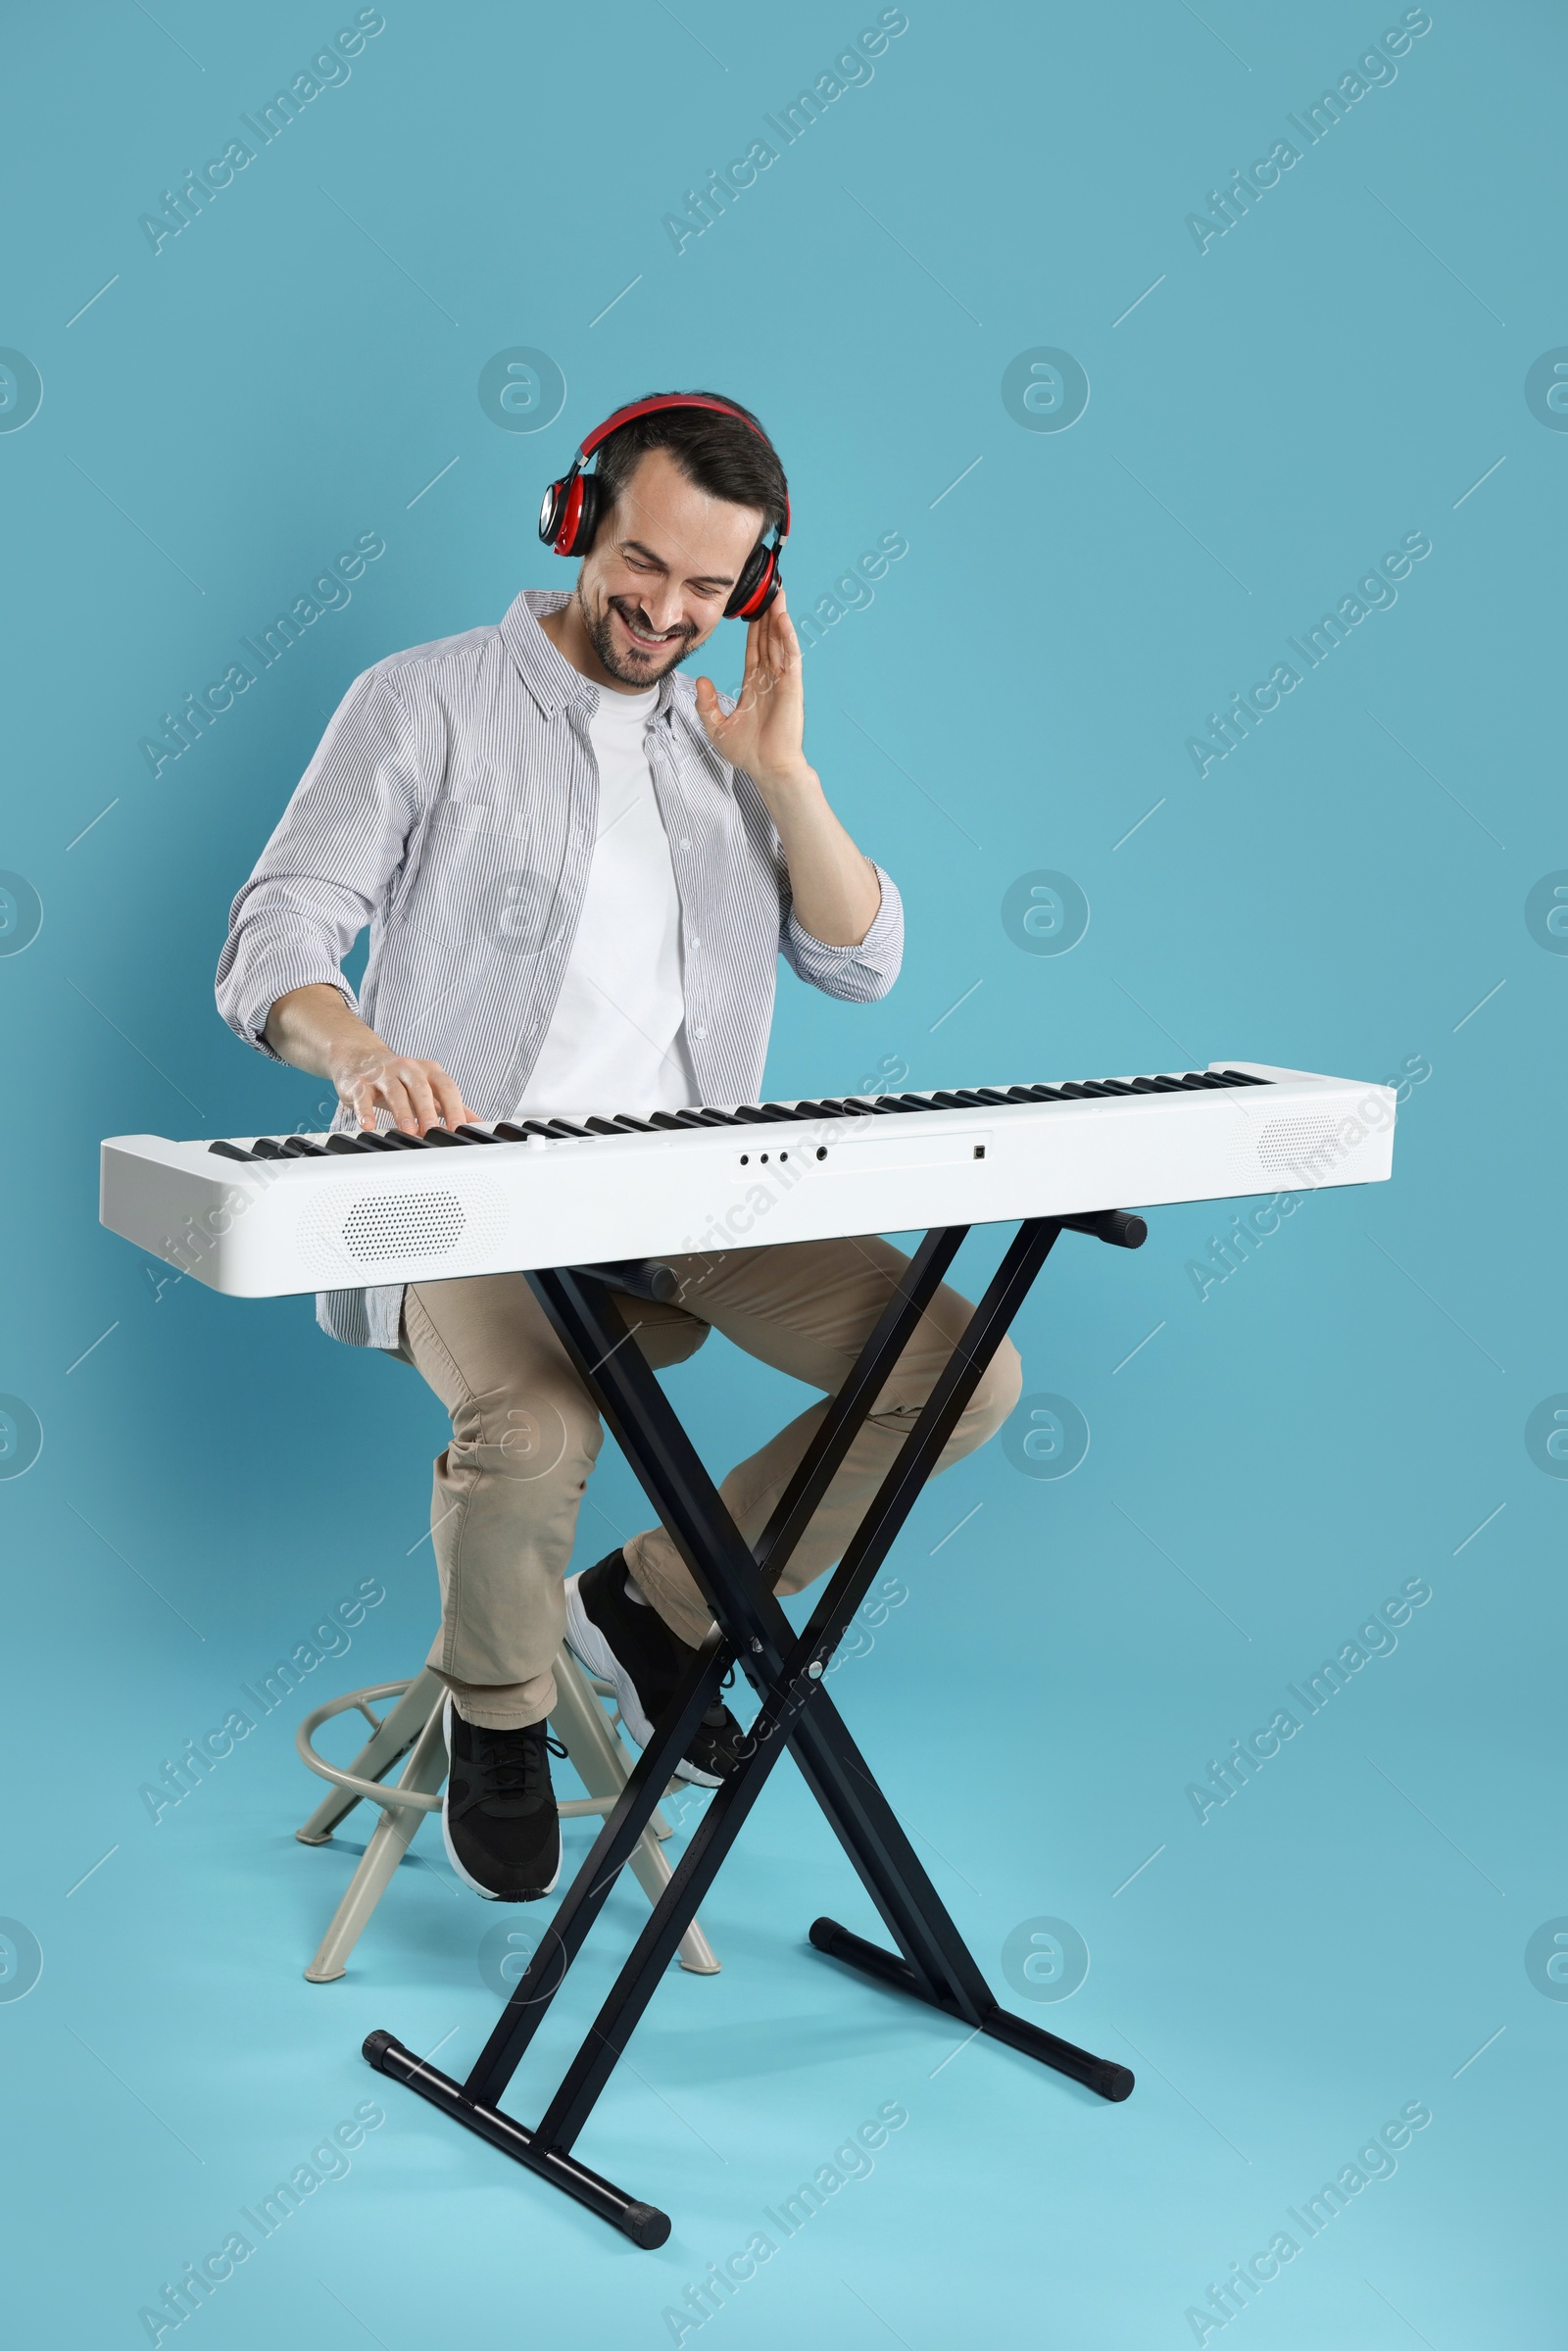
[{"xmin": 217, "ymin": 392, "xmax": 1020, "ymax": 1901}]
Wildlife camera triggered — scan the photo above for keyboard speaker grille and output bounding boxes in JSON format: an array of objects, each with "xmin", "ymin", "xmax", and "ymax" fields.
[
  {"xmin": 341, "ymin": 1190, "xmax": 466, "ymax": 1261},
  {"xmin": 296, "ymin": 1181, "xmax": 506, "ymax": 1277},
  {"xmin": 1254, "ymin": 1115, "xmax": 1343, "ymax": 1176}
]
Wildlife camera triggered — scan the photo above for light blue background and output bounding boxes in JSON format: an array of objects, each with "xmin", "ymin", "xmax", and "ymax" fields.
[{"xmin": 2, "ymin": 2, "xmax": 1564, "ymax": 2343}]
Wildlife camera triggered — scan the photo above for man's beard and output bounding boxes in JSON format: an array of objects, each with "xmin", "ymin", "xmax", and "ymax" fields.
[{"xmin": 581, "ymin": 588, "xmax": 700, "ymax": 686}]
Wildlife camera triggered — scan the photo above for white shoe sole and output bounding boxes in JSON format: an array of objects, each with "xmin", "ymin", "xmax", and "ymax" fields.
[
  {"xmin": 564, "ymin": 1575, "xmax": 722, "ymax": 1788},
  {"xmin": 440, "ymin": 1696, "xmax": 562, "ymax": 1900}
]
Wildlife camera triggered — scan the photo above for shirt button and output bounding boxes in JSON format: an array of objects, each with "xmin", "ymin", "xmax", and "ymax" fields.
[
  {"xmin": 693, "ymin": 1025, "xmax": 708, "ymax": 1041},
  {"xmin": 689, "ymin": 935, "xmax": 701, "ymax": 949},
  {"xmin": 678, "ymin": 839, "xmax": 691, "ymax": 852}
]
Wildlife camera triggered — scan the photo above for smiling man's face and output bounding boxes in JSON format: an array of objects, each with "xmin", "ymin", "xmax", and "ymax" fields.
[{"xmin": 570, "ymin": 446, "xmax": 765, "ymax": 690}]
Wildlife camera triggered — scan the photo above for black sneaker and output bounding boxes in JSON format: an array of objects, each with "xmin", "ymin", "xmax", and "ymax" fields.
[
  {"xmin": 564, "ymin": 1552, "xmax": 743, "ymax": 1787},
  {"xmin": 441, "ymin": 1697, "xmax": 564, "ymax": 1901}
]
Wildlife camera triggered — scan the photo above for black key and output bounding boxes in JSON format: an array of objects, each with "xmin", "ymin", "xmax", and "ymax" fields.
[
  {"xmin": 421, "ymin": 1125, "xmax": 470, "ymax": 1146},
  {"xmin": 1219, "ymin": 1068, "xmax": 1269, "ymax": 1085},
  {"xmin": 612, "ymin": 1114, "xmax": 657, "ymax": 1133},
  {"xmin": 759, "ymin": 1102, "xmax": 808, "ymax": 1121},
  {"xmin": 970, "ymin": 1088, "xmax": 1013, "ymax": 1105},
  {"xmin": 1004, "ymin": 1086, "xmax": 1040, "ymax": 1102},
  {"xmin": 382, "ymin": 1129, "xmax": 432, "ymax": 1149},
  {"xmin": 456, "ymin": 1124, "xmax": 504, "ymax": 1144},
  {"xmin": 731, "ymin": 1105, "xmax": 774, "ymax": 1125},
  {"xmin": 875, "ymin": 1095, "xmax": 925, "ymax": 1113},
  {"xmin": 926, "ymin": 1092, "xmax": 967, "ymax": 1109},
  {"xmin": 1095, "ymin": 1080, "xmax": 1137, "ymax": 1096},
  {"xmin": 691, "ymin": 1107, "xmax": 742, "ymax": 1125},
  {"xmin": 1056, "ymin": 1084, "xmax": 1097, "ymax": 1100},
  {"xmin": 839, "ymin": 1098, "xmax": 894, "ymax": 1114},
  {"xmin": 1130, "ymin": 1076, "xmax": 1181, "ymax": 1094},
  {"xmin": 325, "ymin": 1133, "xmax": 382, "ymax": 1154},
  {"xmin": 1074, "ymin": 1083, "xmax": 1119, "ymax": 1098},
  {"xmin": 249, "ymin": 1137, "xmax": 287, "ymax": 1157},
  {"xmin": 492, "ymin": 1120, "xmax": 555, "ymax": 1142},
  {"xmin": 544, "ymin": 1119, "xmax": 589, "ymax": 1139},
  {"xmin": 1190, "ymin": 1073, "xmax": 1229, "ymax": 1090},
  {"xmin": 649, "ymin": 1112, "xmax": 686, "ymax": 1130},
  {"xmin": 282, "ymin": 1136, "xmax": 328, "ymax": 1156},
  {"xmin": 209, "ymin": 1139, "xmax": 258, "ymax": 1161},
  {"xmin": 584, "ymin": 1118, "xmax": 623, "ymax": 1135},
  {"xmin": 948, "ymin": 1089, "xmax": 994, "ymax": 1106}
]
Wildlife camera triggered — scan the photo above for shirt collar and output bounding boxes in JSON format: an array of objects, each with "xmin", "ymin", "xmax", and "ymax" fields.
[{"xmin": 499, "ymin": 587, "xmax": 684, "ymax": 727}]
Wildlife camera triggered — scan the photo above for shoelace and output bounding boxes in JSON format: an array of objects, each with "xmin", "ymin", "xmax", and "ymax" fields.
[{"xmin": 460, "ymin": 1723, "xmax": 566, "ymax": 1812}]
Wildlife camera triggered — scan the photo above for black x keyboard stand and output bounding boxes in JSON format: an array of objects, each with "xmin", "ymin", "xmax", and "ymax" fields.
[{"xmin": 364, "ymin": 1211, "xmax": 1144, "ymax": 2245}]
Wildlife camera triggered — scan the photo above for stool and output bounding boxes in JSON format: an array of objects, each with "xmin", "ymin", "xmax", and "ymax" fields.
[{"xmin": 294, "ymin": 1644, "xmax": 719, "ymax": 1983}]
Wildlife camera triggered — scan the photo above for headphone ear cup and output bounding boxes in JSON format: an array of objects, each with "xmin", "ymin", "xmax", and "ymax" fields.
[
  {"xmin": 567, "ymin": 471, "xmax": 603, "ymax": 557},
  {"xmin": 538, "ymin": 477, "xmax": 569, "ymax": 549},
  {"xmin": 541, "ymin": 469, "xmax": 604, "ymax": 557},
  {"xmin": 725, "ymin": 543, "xmax": 780, "ymax": 620}
]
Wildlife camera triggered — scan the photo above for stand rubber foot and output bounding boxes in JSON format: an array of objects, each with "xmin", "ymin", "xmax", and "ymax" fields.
[
  {"xmin": 362, "ymin": 2031, "xmax": 670, "ymax": 2247},
  {"xmin": 808, "ymin": 1918, "xmax": 1135, "ymax": 2103}
]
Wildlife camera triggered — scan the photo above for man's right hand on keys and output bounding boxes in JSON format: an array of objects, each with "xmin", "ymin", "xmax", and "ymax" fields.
[{"xmin": 265, "ymin": 981, "xmax": 471, "ymax": 1136}]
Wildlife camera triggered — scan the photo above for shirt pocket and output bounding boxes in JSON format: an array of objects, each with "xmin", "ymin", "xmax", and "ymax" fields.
[{"xmin": 407, "ymin": 802, "xmax": 574, "ymax": 959}]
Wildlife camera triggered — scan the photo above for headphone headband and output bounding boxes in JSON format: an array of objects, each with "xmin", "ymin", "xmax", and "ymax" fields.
[{"xmin": 539, "ymin": 393, "xmax": 789, "ymax": 619}]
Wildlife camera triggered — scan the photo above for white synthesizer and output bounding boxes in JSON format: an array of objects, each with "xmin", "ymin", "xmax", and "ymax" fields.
[{"xmin": 99, "ymin": 1063, "xmax": 1396, "ymax": 1298}]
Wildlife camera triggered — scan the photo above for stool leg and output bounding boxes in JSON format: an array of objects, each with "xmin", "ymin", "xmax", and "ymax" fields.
[
  {"xmin": 304, "ymin": 1703, "xmax": 450, "ymax": 1984},
  {"xmin": 296, "ymin": 1669, "xmax": 445, "ymax": 1845},
  {"xmin": 549, "ymin": 1647, "xmax": 719, "ymax": 1977}
]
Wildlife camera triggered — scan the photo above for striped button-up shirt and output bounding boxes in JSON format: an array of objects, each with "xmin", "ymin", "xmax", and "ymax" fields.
[{"xmin": 216, "ymin": 588, "xmax": 904, "ymax": 1349}]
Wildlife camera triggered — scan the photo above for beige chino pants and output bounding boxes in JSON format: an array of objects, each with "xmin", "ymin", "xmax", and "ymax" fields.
[{"xmin": 396, "ymin": 1236, "xmax": 1022, "ymax": 1729}]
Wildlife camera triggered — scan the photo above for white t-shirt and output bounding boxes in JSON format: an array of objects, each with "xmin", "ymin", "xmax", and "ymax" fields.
[{"xmin": 513, "ymin": 683, "xmax": 696, "ymax": 1120}]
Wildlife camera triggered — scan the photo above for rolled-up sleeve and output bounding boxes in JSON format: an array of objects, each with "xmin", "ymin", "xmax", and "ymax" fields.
[
  {"xmin": 215, "ymin": 668, "xmax": 426, "ymax": 1057},
  {"xmin": 782, "ymin": 860, "xmax": 904, "ymax": 1003}
]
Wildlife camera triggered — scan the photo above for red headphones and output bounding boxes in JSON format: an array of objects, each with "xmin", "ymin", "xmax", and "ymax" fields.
[{"xmin": 538, "ymin": 394, "xmax": 789, "ymax": 620}]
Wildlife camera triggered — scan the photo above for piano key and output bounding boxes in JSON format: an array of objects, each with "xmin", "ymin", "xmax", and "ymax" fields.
[
  {"xmin": 421, "ymin": 1126, "xmax": 472, "ymax": 1146},
  {"xmin": 1056, "ymin": 1084, "xmax": 1097, "ymax": 1100},
  {"xmin": 758, "ymin": 1102, "xmax": 808, "ymax": 1120},
  {"xmin": 1094, "ymin": 1080, "xmax": 1138, "ymax": 1096},
  {"xmin": 612, "ymin": 1114, "xmax": 657, "ymax": 1133},
  {"xmin": 875, "ymin": 1095, "xmax": 925, "ymax": 1112},
  {"xmin": 455, "ymin": 1124, "xmax": 504, "ymax": 1143},
  {"xmin": 690, "ymin": 1107, "xmax": 743, "ymax": 1125},
  {"xmin": 583, "ymin": 1118, "xmax": 623, "ymax": 1135},
  {"xmin": 649, "ymin": 1112, "xmax": 686, "ymax": 1130},
  {"xmin": 281, "ymin": 1136, "xmax": 328, "ymax": 1156},
  {"xmin": 324, "ymin": 1133, "xmax": 385, "ymax": 1154},
  {"xmin": 1218, "ymin": 1069, "xmax": 1269, "ymax": 1085},
  {"xmin": 838, "ymin": 1098, "xmax": 894, "ymax": 1114},
  {"xmin": 544, "ymin": 1119, "xmax": 590, "ymax": 1139},
  {"xmin": 731, "ymin": 1105, "xmax": 774, "ymax": 1124},
  {"xmin": 1130, "ymin": 1077, "xmax": 1181, "ymax": 1094},
  {"xmin": 382, "ymin": 1129, "xmax": 433, "ymax": 1149},
  {"xmin": 492, "ymin": 1121, "xmax": 554, "ymax": 1142},
  {"xmin": 970, "ymin": 1089, "xmax": 1014, "ymax": 1105},
  {"xmin": 249, "ymin": 1138, "xmax": 287, "ymax": 1157},
  {"xmin": 209, "ymin": 1139, "xmax": 258, "ymax": 1161},
  {"xmin": 926, "ymin": 1092, "xmax": 968, "ymax": 1109}
]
